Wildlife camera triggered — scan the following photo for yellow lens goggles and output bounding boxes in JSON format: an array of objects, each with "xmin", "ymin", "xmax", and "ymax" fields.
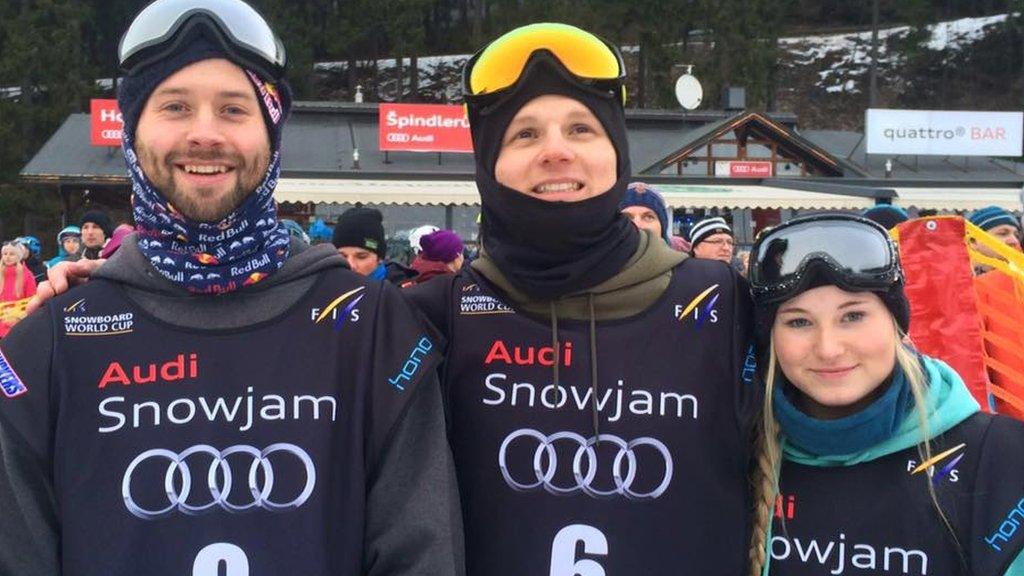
[{"xmin": 463, "ymin": 23, "xmax": 625, "ymax": 101}]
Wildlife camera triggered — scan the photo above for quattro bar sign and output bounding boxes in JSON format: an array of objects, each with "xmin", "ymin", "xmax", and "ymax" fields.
[
  {"xmin": 378, "ymin": 103, "xmax": 473, "ymax": 153},
  {"xmin": 91, "ymin": 99, "xmax": 123, "ymax": 147},
  {"xmin": 866, "ymin": 109, "xmax": 1023, "ymax": 157}
]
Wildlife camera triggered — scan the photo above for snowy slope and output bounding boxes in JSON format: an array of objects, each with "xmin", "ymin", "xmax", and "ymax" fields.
[{"xmin": 780, "ymin": 13, "xmax": 1011, "ymax": 93}]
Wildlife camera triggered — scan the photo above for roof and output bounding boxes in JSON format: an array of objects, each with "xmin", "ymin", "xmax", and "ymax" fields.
[
  {"xmin": 19, "ymin": 103, "xmax": 1022, "ymax": 209},
  {"xmin": 639, "ymin": 111, "xmax": 868, "ymax": 177},
  {"xmin": 19, "ymin": 103, "xmax": 794, "ymax": 183}
]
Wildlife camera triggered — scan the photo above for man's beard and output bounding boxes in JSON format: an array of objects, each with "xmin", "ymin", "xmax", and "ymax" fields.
[{"xmin": 136, "ymin": 142, "xmax": 269, "ymax": 223}]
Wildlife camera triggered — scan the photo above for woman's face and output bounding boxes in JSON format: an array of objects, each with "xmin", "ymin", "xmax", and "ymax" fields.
[
  {"xmin": 494, "ymin": 95, "xmax": 617, "ymax": 203},
  {"xmin": 772, "ymin": 285, "xmax": 898, "ymax": 419},
  {"xmin": 1, "ymin": 246, "xmax": 21, "ymax": 266}
]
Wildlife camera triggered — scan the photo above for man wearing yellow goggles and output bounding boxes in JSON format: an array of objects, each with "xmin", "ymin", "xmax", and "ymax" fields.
[
  {"xmin": 32, "ymin": 20, "xmax": 757, "ymax": 576},
  {"xmin": 409, "ymin": 22, "xmax": 756, "ymax": 576}
]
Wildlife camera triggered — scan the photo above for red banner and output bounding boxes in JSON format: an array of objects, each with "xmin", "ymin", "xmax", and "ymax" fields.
[
  {"xmin": 378, "ymin": 103, "xmax": 473, "ymax": 153},
  {"xmin": 715, "ymin": 161, "xmax": 773, "ymax": 178},
  {"xmin": 90, "ymin": 99, "xmax": 123, "ymax": 147}
]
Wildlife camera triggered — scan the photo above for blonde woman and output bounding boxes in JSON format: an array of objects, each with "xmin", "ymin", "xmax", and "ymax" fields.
[
  {"xmin": 748, "ymin": 214, "xmax": 1024, "ymax": 576},
  {"xmin": 0, "ymin": 241, "xmax": 36, "ymax": 337}
]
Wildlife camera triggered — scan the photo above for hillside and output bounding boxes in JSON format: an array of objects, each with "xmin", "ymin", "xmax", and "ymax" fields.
[{"xmin": 310, "ymin": 13, "xmax": 1023, "ymax": 133}]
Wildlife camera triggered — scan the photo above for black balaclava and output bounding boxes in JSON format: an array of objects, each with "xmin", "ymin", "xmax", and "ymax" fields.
[{"xmin": 468, "ymin": 57, "xmax": 639, "ymax": 301}]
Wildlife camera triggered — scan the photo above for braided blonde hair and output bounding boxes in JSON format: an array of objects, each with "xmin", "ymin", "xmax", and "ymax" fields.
[{"xmin": 748, "ymin": 321, "xmax": 949, "ymax": 576}]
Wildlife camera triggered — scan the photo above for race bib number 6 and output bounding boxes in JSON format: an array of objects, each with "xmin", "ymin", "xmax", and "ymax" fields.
[
  {"xmin": 193, "ymin": 543, "xmax": 250, "ymax": 576},
  {"xmin": 550, "ymin": 524, "xmax": 608, "ymax": 576}
]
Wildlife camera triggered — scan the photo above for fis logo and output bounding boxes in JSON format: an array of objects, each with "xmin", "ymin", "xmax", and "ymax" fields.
[
  {"xmin": 908, "ymin": 442, "xmax": 965, "ymax": 484},
  {"xmin": 64, "ymin": 298, "xmax": 87, "ymax": 314},
  {"xmin": 675, "ymin": 284, "xmax": 720, "ymax": 328},
  {"xmin": 312, "ymin": 286, "xmax": 366, "ymax": 329}
]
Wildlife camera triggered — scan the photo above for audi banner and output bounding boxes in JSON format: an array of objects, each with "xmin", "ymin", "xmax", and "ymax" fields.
[
  {"xmin": 378, "ymin": 103, "xmax": 473, "ymax": 153},
  {"xmin": 91, "ymin": 99, "xmax": 123, "ymax": 147},
  {"xmin": 714, "ymin": 161, "xmax": 773, "ymax": 178},
  {"xmin": 866, "ymin": 109, "xmax": 1024, "ymax": 157}
]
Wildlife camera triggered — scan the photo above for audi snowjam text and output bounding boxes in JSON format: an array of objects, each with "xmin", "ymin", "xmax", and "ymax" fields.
[
  {"xmin": 482, "ymin": 339, "xmax": 698, "ymax": 421},
  {"xmin": 483, "ymin": 373, "xmax": 698, "ymax": 422},
  {"xmin": 99, "ymin": 353, "xmax": 199, "ymax": 388},
  {"xmin": 771, "ymin": 532, "xmax": 929, "ymax": 575}
]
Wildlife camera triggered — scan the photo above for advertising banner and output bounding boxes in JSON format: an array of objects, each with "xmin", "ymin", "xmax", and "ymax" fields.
[
  {"xmin": 714, "ymin": 161, "xmax": 773, "ymax": 178},
  {"xmin": 866, "ymin": 109, "xmax": 1023, "ymax": 156},
  {"xmin": 378, "ymin": 103, "xmax": 473, "ymax": 153},
  {"xmin": 90, "ymin": 99, "xmax": 123, "ymax": 147}
]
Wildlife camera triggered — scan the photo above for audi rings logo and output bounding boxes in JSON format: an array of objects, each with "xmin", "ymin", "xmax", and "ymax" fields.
[
  {"xmin": 498, "ymin": 429, "xmax": 673, "ymax": 501},
  {"xmin": 122, "ymin": 443, "xmax": 316, "ymax": 520}
]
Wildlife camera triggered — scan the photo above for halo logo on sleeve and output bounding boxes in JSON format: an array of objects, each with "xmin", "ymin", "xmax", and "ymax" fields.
[
  {"xmin": 0, "ymin": 348, "xmax": 27, "ymax": 398},
  {"xmin": 63, "ymin": 299, "xmax": 134, "ymax": 336},
  {"xmin": 388, "ymin": 336, "xmax": 433, "ymax": 390},
  {"xmin": 985, "ymin": 496, "xmax": 1024, "ymax": 552}
]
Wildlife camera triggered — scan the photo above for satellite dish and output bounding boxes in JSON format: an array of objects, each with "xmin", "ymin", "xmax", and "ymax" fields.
[{"xmin": 675, "ymin": 73, "xmax": 703, "ymax": 110}]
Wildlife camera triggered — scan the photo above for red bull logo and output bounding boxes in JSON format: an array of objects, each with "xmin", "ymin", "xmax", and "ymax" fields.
[{"xmin": 243, "ymin": 272, "xmax": 268, "ymax": 286}]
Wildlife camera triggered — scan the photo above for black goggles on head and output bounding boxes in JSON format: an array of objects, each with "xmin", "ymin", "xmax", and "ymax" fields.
[
  {"xmin": 748, "ymin": 214, "xmax": 902, "ymax": 305},
  {"xmin": 119, "ymin": 0, "xmax": 286, "ymax": 81}
]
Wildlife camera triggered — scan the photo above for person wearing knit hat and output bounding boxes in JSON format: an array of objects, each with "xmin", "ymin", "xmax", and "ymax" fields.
[
  {"xmin": 332, "ymin": 207, "xmax": 418, "ymax": 284},
  {"xmin": 0, "ymin": 1, "xmax": 461, "ymax": 574},
  {"xmin": 79, "ymin": 209, "xmax": 112, "ymax": 260},
  {"xmin": 408, "ymin": 230, "xmax": 464, "ymax": 285},
  {"xmin": 862, "ymin": 203, "xmax": 910, "ymax": 230},
  {"xmin": 404, "ymin": 22, "xmax": 756, "ymax": 576},
  {"xmin": 688, "ymin": 215, "xmax": 734, "ymax": 262},
  {"xmin": 746, "ymin": 213, "xmax": 1024, "ymax": 576},
  {"xmin": 408, "ymin": 224, "xmax": 440, "ymax": 255},
  {"xmin": 619, "ymin": 181, "xmax": 671, "ymax": 243},
  {"xmin": 969, "ymin": 205, "xmax": 1022, "ymax": 258}
]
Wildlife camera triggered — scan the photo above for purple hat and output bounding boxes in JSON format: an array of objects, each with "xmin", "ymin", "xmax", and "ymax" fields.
[
  {"xmin": 101, "ymin": 224, "xmax": 135, "ymax": 259},
  {"xmin": 420, "ymin": 230, "xmax": 464, "ymax": 263}
]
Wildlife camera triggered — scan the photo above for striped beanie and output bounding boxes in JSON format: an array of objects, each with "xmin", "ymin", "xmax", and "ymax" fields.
[
  {"xmin": 969, "ymin": 205, "xmax": 1020, "ymax": 232},
  {"xmin": 688, "ymin": 216, "xmax": 732, "ymax": 249}
]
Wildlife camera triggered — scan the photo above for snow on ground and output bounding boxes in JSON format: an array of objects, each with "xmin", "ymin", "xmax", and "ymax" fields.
[{"xmin": 780, "ymin": 13, "xmax": 1011, "ymax": 93}]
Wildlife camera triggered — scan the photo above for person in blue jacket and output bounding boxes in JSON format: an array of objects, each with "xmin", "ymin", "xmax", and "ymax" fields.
[
  {"xmin": 46, "ymin": 226, "xmax": 82, "ymax": 268},
  {"xmin": 747, "ymin": 213, "xmax": 1024, "ymax": 576}
]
